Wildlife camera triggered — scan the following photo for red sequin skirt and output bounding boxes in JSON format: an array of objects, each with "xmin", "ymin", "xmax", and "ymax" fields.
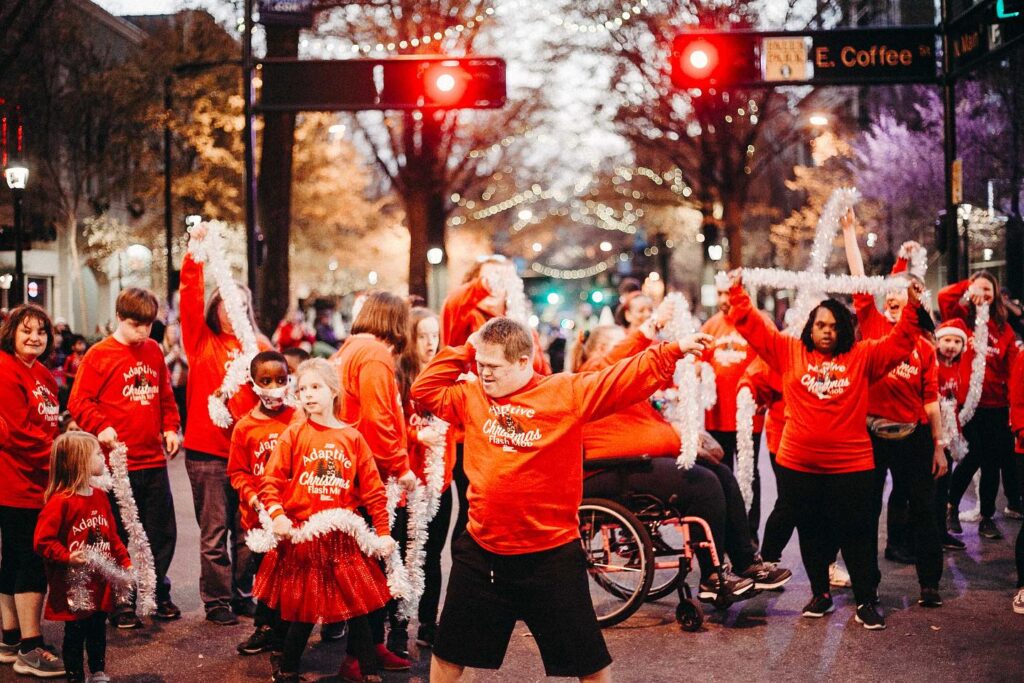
[{"xmin": 253, "ymin": 530, "xmax": 391, "ymax": 623}]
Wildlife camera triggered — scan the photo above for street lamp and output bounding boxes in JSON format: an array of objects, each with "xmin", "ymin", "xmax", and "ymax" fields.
[
  {"xmin": 5, "ymin": 164, "xmax": 29, "ymax": 306},
  {"xmin": 808, "ymin": 113, "xmax": 829, "ymax": 127}
]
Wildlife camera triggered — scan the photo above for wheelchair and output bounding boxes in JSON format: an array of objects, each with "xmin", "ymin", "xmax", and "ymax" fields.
[{"xmin": 578, "ymin": 455, "xmax": 747, "ymax": 631}]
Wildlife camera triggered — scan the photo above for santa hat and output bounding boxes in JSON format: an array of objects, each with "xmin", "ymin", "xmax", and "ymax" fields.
[{"xmin": 935, "ymin": 318, "xmax": 970, "ymax": 344}]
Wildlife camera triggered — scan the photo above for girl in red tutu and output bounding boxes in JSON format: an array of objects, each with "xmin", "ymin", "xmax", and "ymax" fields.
[{"xmin": 255, "ymin": 358, "xmax": 395, "ymax": 683}]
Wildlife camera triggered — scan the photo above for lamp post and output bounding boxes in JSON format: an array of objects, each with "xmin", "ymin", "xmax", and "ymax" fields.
[{"xmin": 4, "ymin": 164, "xmax": 29, "ymax": 306}]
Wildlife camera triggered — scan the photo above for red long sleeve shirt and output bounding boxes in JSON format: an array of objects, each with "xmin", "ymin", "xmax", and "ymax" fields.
[
  {"xmin": 1010, "ymin": 353, "xmax": 1024, "ymax": 454},
  {"xmin": 331, "ymin": 336, "xmax": 410, "ymax": 480},
  {"xmin": 938, "ymin": 280, "xmax": 1021, "ymax": 408},
  {"xmin": 0, "ymin": 352, "xmax": 60, "ymax": 508},
  {"xmin": 179, "ymin": 254, "xmax": 270, "ymax": 457},
  {"xmin": 410, "ymin": 340, "xmax": 689, "ymax": 555},
  {"xmin": 701, "ymin": 312, "xmax": 761, "ymax": 432},
  {"xmin": 34, "ymin": 488, "xmax": 131, "ymax": 620},
  {"xmin": 728, "ymin": 285, "xmax": 920, "ymax": 474},
  {"xmin": 738, "ymin": 357, "xmax": 785, "ymax": 455},
  {"xmin": 67, "ymin": 337, "xmax": 180, "ymax": 471},
  {"xmin": 260, "ymin": 420, "xmax": 389, "ymax": 534},
  {"xmin": 228, "ymin": 406, "xmax": 297, "ymax": 532}
]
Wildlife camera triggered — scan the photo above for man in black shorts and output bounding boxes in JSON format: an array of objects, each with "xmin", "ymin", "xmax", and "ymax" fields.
[{"xmin": 411, "ymin": 317, "xmax": 710, "ymax": 681}]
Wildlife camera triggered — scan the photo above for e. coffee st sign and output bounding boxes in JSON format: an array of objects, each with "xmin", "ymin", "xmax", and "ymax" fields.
[{"xmin": 811, "ymin": 28, "xmax": 936, "ymax": 83}]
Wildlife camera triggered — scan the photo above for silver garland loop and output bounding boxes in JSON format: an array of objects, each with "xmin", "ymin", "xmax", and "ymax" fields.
[{"xmin": 106, "ymin": 443, "xmax": 158, "ymax": 616}]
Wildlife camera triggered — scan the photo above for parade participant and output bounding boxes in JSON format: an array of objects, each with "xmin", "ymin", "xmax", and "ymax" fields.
[
  {"xmin": 725, "ymin": 269, "xmax": 925, "ymax": 630},
  {"xmin": 843, "ymin": 226, "xmax": 946, "ymax": 607},
  {"xmin": 396, "ymin": 308, "xmax": 453, "ymax": 649},
  {"xmin": 1011, "ymin": 352, "xmax": 1024, "ymax": 613},
  {"xmin": 0, "ymin": 305, "xmax": 65, "ymax": 676},
  {"xmin": 940, "ymin": 272, "xmax": 1021, "ymax": 538},
  {"xmin": 933, "ymin": 319, "xmax": 970, "ymax": 548},
  {"xmin": 411, "ymin": 316, "xmax": 712, "ymax": 682},
  {"xmin": 34, "ymin": 432, "xmax": 131, "ymax": 683},
  {"xmin": 229, "ymin": 351, "xmax": 296, "ymax": 656},
  {"xmin": 281, "ymin": 348, "xmax": 309, "ymax": 374},
  {"xmin": 701, "ymin": 282, "xmax": 764, "ymax": 537},
  {"xmin": 255, "ymin": 359, "xmax": 395, "ymax": 683},
  {"xmin": 180, "ymin": 225, "xmax": 270, "ymax": 625},
  {"xmin": 62, "ymin": 336, "xmax": 87, "ymax": 396},
  {"xmin": 330, "ymin": 292, "xmax": 415, "ymax": 667},
  {"xmin": 67, "ymin": 288, "xmax": 182, "ymax": 627},
  {"xmin": 613, "ymin": 291, "xmax": 653, "ymax": 331},
  {"xmin": 577, "ymin": 323, "xmax": 790, "ymax": 598}
]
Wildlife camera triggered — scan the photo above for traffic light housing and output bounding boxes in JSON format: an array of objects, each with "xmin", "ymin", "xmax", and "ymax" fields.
[
  {"xmin": 380, "ymin": 57, "xmax": 506, "ymax": 110},
  {"xmin": 671, "ymin": 33, "xmax": 760, "ymax": 89}
]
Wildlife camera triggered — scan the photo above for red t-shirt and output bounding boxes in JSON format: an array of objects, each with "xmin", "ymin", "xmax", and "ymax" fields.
[
  {"xmin": 67, "ymin": 337, "xmax": 180, "ymax": 471},
  {"xmin": 63, "ymin": 352, "xmax": 84, "ymax": 380},
  {"xmin": 228, "ymin": 406, "xmax": 297, "ymax": 532},
  {"xmin": 34, "ymin": 488, "xmax": 131, "ymax": 621},
  {"xmin": 1010, "ymin": 353, "xmax": 1024, "ymax": 454},
  {"xmin": 739, "ymin": 357, "xmax": 784, "ymax": 455},
  {"xmin": 410, "ymin": 340, "xmax": 687, "ymax": 555},
  {"xmin": 261, "ymin": 420, "xmax": 389, "ymax": 535},
  {"xmin": 701, "ymin": 312, "xmax": 761, "ymax": 432},
  {"xmin": 728, "ymin": 285, "xmax": 920, "ymax": 474},
  {"xmin": 937, "ymin": 358, "xmax": 968, "ymax": 406},
  {"xmin": 0, "ymin": 352, "xmax": 60, "ymax": 508}
]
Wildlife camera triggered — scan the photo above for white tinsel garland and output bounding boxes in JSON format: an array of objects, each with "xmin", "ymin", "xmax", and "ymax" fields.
[
  {"xmin": 502, "ymin": 269, "xmax": 530, "ymax": 324},
  {"xmin": 734, "ymin": 388, "xmax": 757, "ymax": 510},
  {"xmin": 958, "ymin": 303, "xmax": 989, "ymax": 427},
  {"xmin": 188, "ymin": 221, "xmax": 260, "ymax": 428},
  {"xmin": 939, "ymin": 398, "xmax": 968, "ymax": 461},
  {"xmin": 698, "ymin": 361, "xmax": 717, "ymax": 410},
  {"xmin": 104, "ymin": 443, "xmax": 157, "ymax": 615},
  {"xmin": 421, "ymin": 418, "xmax": 449, "ymax": 518},
  {"xmin": 66, "ymin": 546, "xmax": 136, "ymax": 613},
  {"xmin": 715, "ymin": 269, "xmax": 913, "ymax": 300},
  {"xmin": 662, "ymin": 292, "xmax": 711, "ymax": 470}
]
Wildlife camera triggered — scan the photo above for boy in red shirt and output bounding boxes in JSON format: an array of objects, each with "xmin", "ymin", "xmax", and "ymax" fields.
[
  {"xmin": 411, "ymin": 316, "xmax": 711, "ymax": 682},
  {"xmin": 62, "ymin": 336, "xmax": 87, "ymax": 394},
  {"xmin": 67, "ymin": 288, "xmax": 181, "ymax": 628}
]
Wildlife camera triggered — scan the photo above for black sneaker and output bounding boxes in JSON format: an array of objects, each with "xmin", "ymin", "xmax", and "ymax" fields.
[
  {"xmin": 918, "ymin": 587, "xmax": 943, "ymax": 608},
  {"xmin": 947, "ymin": 505, "xmax": 963, "ymax": 534},
  {"xmin": 272, "ymin": 672, "xmax": 303, "ymax": 683},
  {"xmin": 942, "ymin": 533, "xmax": 966, "ymax": 550},
  {"xmin": 237, "ymin": 625, "xmax": 276, "ymax": 655},
  {"xmin": 801, "ymin": 593, "xmax": 835, "ymax": 618},
  {"xmin": 415, "ymin": 622, "xmax": 436, "ymax": 648},
  {"xmin": 884, "ymin": 545, "xmax": 917, "ymax": 565},
  {"xmin": 979, "ymin": 517, "xmax": 1003, "ymax": 539},
  {"xmin": 111, "ymin": 610, "xmax": 143, "ymax": 630},
  {"xmin": 386, "ymin": 623, "xmax": 409, "ymax": 659},
  {"xmin": 154, "ymin": 599, "xmax": 181, "ymax": 620},
  {"xmin": 206, "ymin": 605, "xmax": 239, "ymax": 626},
  {"xmin": 854, "ymin": 601, "xmax": 886, "ymax": 630},
  {"xmin": 697, "ymin": 571, "xmax": 754, "ymax": 602},
  {"xmin": 321, "ymin": 621, "xmax": 347, "ymax": 642},
  {"xmin": 737, "ymin": 559, "xmax": 793, "ymax": 591},
  {"xmin": 232, "ymin": 599, "xmax": 257, "ymax": 618}
]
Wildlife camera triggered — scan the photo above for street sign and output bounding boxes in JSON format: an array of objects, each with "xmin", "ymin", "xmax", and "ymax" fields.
[
  {"xmin": 258, "ymin": 0, "xmax": 314, "ymax": 28},
  {"xmin": 949, "ymin": 6, "xmax": 1024, "ymax": 75},
  {"xmin": 951, "ymin": 158, "xmax": 963, "ymax": 205},
  {"xmin": 763, "ymin": 37, "xmax": 808, "ymax": 81},
  {"xmin": 811, "ymin": 28, "xmax": 936, "ymax": 83}
]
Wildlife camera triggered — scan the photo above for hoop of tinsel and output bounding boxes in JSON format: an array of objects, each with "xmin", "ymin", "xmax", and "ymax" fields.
[
  {"xmin": 715, "ymin": 270, "xmax": 915, "ymax": 300},
  {"xmin": 105, "ymin": 443, "xmax": 157, "ymax": 615},
  {"xmin": 734, "ymin": 388, "xmax": 757, "ymax": 509},
  {"xmin": 188, "ymin": 221, "xmax": 260, "ymax": 428},
  {"xmin": 66, "ymin": 546, "xmax": 136, "ymax": 613},
  {"xmin": 958, "ymin": 302, "xmax": 989, "ymax": 427}
]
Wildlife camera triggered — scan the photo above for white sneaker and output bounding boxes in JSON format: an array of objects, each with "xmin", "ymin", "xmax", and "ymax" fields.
[
  {"xmin": 1013, "ymin": 589, "xmax": 1024, "ymax": 615},
  {"xmin": 89, "ymin": 673, "xmax": 112, "ymax": 683},
  {"xmin": 960, "ymin": 508, "xmax": 983, "ymax": 523},
  {"xmin": 1003, "ymin": 507, "xmax": 1024, "ymax": 520},
  {"xmin": 829, "ymin": 562, "xmax": 852, "ymax": 588}
]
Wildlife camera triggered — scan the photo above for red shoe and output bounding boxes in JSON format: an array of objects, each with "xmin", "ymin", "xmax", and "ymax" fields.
[
  {"xmin": 375, "ymin": 643, "xmax": 412, "ymax": 671},
  {"xmin": 338, "ymin": 655, "xmax": 361, "ymax": 683}
]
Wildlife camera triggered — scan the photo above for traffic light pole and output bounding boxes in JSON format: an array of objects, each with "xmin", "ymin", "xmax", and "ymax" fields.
[
  {"xmin": 243, "ymin": 0, "xmax": 260, "ymax": 294},
  {"xmin": 940, "ymin": 0, "xmax": 962, "ymax": 284}
]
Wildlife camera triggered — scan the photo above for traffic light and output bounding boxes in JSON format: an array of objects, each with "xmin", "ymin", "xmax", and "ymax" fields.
[
  {"xmin": 671, "ymin": 33, "xmax": 759, "ymax": 89},
  {"xmin": 997, "ymin": 0, "xmax": 1023, "ymax": 19},
  {"xmin": 380, "ymin": 57, "xmax": 506, "ymax": 110}
]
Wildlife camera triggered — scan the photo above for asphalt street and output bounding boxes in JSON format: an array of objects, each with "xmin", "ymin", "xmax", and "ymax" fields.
[{"xmin": 2, "ymin": 454, "xmax": 1022, "ymax": 683}]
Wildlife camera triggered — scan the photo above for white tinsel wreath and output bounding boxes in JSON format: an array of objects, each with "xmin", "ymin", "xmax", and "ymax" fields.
[
  {"xmin": 103, "ymin": 443, "xmax": 158, "ymax": 615},
  {"xmin": 66, "ymin": 546, "xmax": 136, "ymax": 613},
  {"xmin": 734, "ymin": 387, "xmax": 757, "ymax": 510},
  {"xmin": 188, "ymin": 221, "xmax": 260, "ymax": 428}
]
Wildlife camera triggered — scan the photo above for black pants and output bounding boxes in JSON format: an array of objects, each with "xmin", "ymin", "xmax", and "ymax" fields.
[
  {"xmin": 109, "ymin": 466, "xmax": 176, "ymax": 604},
  {"xmin": 776, "ymin": 465, "xmax": 879, "ymax": 605},
  {"xmin": 247, "ymin": 553, "xmax": 279, "ymax": 631},
  {"xmin": 450, "ymin": 443, "xmax": 469, "ymax": 556},
  {"xmin": 949, "ymin": 407, "xmax": 1017, "ymax": 518},
  {"xmin": 277, "ymin": 616, "xmax": 375, "ymax": 675},
  {"xmin": 62, "ymin": 612, "xmax": 106, "ymax": 678},
  {"xmin": 419, "ymin": 487, "xmax": 453, "ymax": 627},
  {"xmin": 0, "ymin": 506, "xmax": 46, "ymax": 595},
  {"xmin": 934, "ymin": 452, "xmax": 955, "ymax": 536},
  {"xmin": 872, "ymin": 426, "xmax": 943, "ymax": 589},
  {"xmin": 710, "ymin": 429, "xmax": 762, "ymax": 540},
  {"xmin": 1016, "ymin": 456, "xmax": 1024, "ymax": 588},
  {"xmin": 761, "ymin": 452, "xmax": 797, "ymax": 563}
]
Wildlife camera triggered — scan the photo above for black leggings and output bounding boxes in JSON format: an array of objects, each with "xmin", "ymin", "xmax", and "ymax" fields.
[
  {"xmin": 277, "ymin": 615, "xmax": 376, "ymax": 675},
  {"xmin": 948, "ymin": 407, "xmax": 1017, "ymax": 518},
  {"xmin": 63, "ymin": 612, "xmax": 106, "ymax": 678},
  {"xmin": 0, "ymin": 506, "xmax": 46, "ymax": 595},
  {"xmin": 1016, "ymin": 456, "xmax": 1024, "ymax": 588},
  {"xmin": 776, "ymin": 465, "xmax": 879, "ymax": 605},
  {"xmin": 710, "ymin": 430, "xmax": 763, "ymax": 539},
  {"xmin": 419, "ymin": 487, "xmax": 453, "ymax": 627},
  {"xmin": 450, "ymin": 443, "xmax": 469, "ymax": 556},
  {"xmin": 761, "ymin": 452, "xmax": 796, "ymax": 563}
]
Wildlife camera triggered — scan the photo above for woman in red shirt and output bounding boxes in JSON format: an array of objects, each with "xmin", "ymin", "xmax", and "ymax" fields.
[
  {"xmin": 726, "ymin": 270, "xmax": 924, "ymax": 630},
  {"xmin": 1010, "ymin": 353, "xmax": 1024, "ymax": 613},
  {"xmin": 940, "ymin": 272, "xmax": 1022, "ymax": 538}
]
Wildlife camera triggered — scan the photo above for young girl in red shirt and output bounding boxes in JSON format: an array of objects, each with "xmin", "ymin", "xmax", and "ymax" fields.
[
  {"xmin": 255, "ymin": 358, "xmax": 396, "ymax": 683},
  {"xmin": 34, "ymin": 432, "xmax": 131, "ymax": 683}
]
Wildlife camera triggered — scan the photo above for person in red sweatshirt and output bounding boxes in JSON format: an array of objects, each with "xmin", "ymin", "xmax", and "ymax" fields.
[
  {"xmin": 1010, "ymin": 352, "xmax": 1024, "ymax": 614},
  {"xmin": 940, "ymin": 271, "xmax": 1022, "ymax": 537},
  {"xmin": 254, "ymin": 358, "xmax": 396, "ymax": 683},
  {"xmin": 330, "ymin": 291, "xmax": 415, "ymax": 667},
  {"xmin": 726, "ymin": 269, "xmax": 925, "ymax": 630},
  {"xmin": 180, "ymin": 224, "xmax": 272, "ymax": 626},
  {"xmin": 843, "ymin": 224, "xmax": 947, "ymax": 607},
  {"xmin": 411, "ymin": 316, "xmax": 712, "ymax": 682},
  {"xmin": 933, "ymin": 319, "xmax": 971, "ymax": 547},
  {"xmin": 34, "ymin": 432, "xmax": 131, "ymax": 683},
  {"xmin": 61, "ymin": 335, "xmax": 87, "ymax": 396},
  {"xmin": 229, "ymin": 351, "xmax": 296, "ymax": 657},
  {"xmin": 67, "ymin": 288, "xmax": 181, "ymax": 628}
]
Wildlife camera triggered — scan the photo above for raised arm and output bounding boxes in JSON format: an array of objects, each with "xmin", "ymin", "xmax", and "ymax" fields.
[
  {"xmin": 178, "ymin": 253, "xmax": 209, "ymax": 358},
  {"xmin": 410, "ymin": 346, "xmax": 470, "ymax": 426},
  {"xmin": 726, "ymin": 277, "xmax": 793, "ymax": 373},
  {"xmin": 440, "ymin": 278, "xmax": 490, "ymax": 347},
  {"xmin": 937, "ymin": 279, "xmax": 972, "ymax": 322},
  {"xmin": 841, "ymin": 208, "xmax": 866, "ymax": 278}
]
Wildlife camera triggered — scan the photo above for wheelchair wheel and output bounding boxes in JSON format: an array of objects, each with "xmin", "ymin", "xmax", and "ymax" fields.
[
  {"xmin": 644, "ymin": 519, "xmax": 684, "ymax": 602},
  {"xmin": 676, "ymin": 597, "xmax": 704, "ymax": 632},
  {"xmin": 578, "ymin": 498, "xmax": 654, "ymax": 628}
]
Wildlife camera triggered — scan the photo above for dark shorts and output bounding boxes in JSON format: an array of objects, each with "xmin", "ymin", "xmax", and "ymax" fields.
[
  {"xmin": 434, "ymin": 534, "xmax": 612, "ymax": 678},
  {"xmin": 0, "ymin": 505, "xmax": 46, "ymax": 594}
]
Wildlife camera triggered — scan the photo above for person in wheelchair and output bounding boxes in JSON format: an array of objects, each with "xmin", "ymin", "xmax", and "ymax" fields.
[{"xmin": 575, "ymin": 320, "xmax": 792, "ymax": 602}]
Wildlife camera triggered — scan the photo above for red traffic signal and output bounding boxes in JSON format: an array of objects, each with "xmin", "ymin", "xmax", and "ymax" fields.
[
  {"xmin": 423, "ymin": 63, "xmax": 472, "ymax": 106},
  {"xmin": 381, "ymin": 57, "xmax": 506, "ymax": 110},
  {"xmin": 671, "ymin": 33, "xmax": 759, "ymax": 89}
]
